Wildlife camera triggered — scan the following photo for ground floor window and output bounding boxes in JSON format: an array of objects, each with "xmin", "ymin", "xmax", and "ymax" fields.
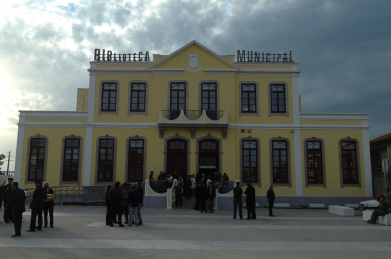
[
  {"xmin": 242, "ymin": 140, "xmax": 258, "ymax": 183},
  {"xmin": 341, "ymin": 141, "xmax": 359, "ymax": 184},
  {"xmin": 98, "ymin": 139, "xmax": 115, "ymax": 182},
  {"xmin": 128, "ymin": 139, "xmax": 144, "ymax": 182},
  {"xmin": 306, "ymin": 140, "xmax": 323, "ymax": 184},
  {"xmin": 28, "ymin": 138, "xmax": 46, "ymax": 181},
  {"xmin": 272, "ymin": 140, "xmax": 289, "ymax": 184},
  {"xmin": 62, "ymin": 139, "xmax": 80, "ymax": 182}
]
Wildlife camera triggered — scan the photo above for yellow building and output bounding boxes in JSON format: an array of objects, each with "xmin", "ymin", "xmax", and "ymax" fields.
[{"xmin": 14, "ymin": 40, "xmax": 372, "ymax": 207}]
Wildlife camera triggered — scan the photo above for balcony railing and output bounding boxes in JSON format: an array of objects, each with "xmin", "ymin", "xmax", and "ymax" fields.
[{"xmin": 158, "ymin": 110, "xmax": 228, "ymax": 124}]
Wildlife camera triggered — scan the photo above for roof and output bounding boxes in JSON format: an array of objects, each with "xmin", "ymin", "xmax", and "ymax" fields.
[{"xmin": 370, "ymin": 132, "xmax": 391, "ymax": 144}]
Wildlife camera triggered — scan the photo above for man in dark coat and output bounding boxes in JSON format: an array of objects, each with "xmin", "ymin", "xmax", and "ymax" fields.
[
  {"xmin": 175, "ymin": 182, "xmax": 183, "ymax": 207},
  {"xmin": 108, "ymin": 181, "xmax": 124, "ymax": 227},
  {"xmin": 233, "ymin": 182, "xmax": 243, "ymax": 219},
  {"xmin": 194, "ymin": 183, "xmax": 201, "ymax": 211},
  {"xmin": 200, "ymin": 174, "xmax": 207, "ymax": 185},
  {"xmin": 245, "ymin": 183, "xmax": 256, "ymax": 219},
  {"xmin": 2, "ymin": 178, "xmax": 14, "ymax": 223},
  {"xmin": 200, "ymin": 184, "xmax": 208, "ymax": 213},
  {"xmin": 6, "ymin": 182, "xmax": 26, "ymax": 237},
  {"xmin": 184, "ymin": 176, "xmax": 192, "ymax": 199},
  {"xmin": 136, "ymin": 182, "xmax": 144, "ymax": 225},
  {"xmin": 127, "ymin": 185, "xmax": 141, "ymax": 226},
  {"xmin": 27, "ymin": 181, "xmax": 46, "ymax": 232},
  {"xmin": 43, "ymin": 182, "xmax": 55, "ymax": 228},
  {"xmin": 267, "ymin": 186, "xmax": 275, "ymax": 217}
]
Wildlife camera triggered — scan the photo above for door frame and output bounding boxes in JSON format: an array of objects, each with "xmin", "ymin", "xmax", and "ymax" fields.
[{"xmin": 196, "ymin": 135, "xmax": 223, "ymax": 175}]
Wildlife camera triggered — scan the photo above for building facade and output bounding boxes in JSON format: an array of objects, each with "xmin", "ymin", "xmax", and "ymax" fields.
[
  {"xmin": 370, "ymin": 132, "xmax": 391, "ymax": 196},
  {"xmin": 14, "ymin": 41, "xmax": 372, "ymax": 206}
]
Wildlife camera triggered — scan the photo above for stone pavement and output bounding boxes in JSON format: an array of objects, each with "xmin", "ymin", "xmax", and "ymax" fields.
[{"xmin": 0, "ymin": 206, "xmax": 390, "ymax": 258}]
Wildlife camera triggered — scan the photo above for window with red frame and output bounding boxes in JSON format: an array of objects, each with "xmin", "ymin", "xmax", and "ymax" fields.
[
  {"xmin": 306, "ymin": 141, "xmax": 323, "ymax": 184},
  {"xmin": 130, "ymin": 83, "xmax": 146, "ymax": 112},
  {"xmin": 242, "ymin": 140, "xmax": 258, "ymax": 183},
  {"xmin": 341, "ymin": 141, "xmax": 359, "ymax": 184},
  {"xmin": 272, "ymin": 140, "xmax": 289, "ymax": 183},
  {"xmin": 28, "ymin": 138, "xmax": 46, "ymax": 181},
  {"xmin": 97, "ymin": 139, "xmax": 114, "ymax": 182},
  {"xmin": 62, "ymin": 139, "xmax": 80, "ymax": 182},
  {"xmin": 101, "ymin": 83, "xmax": 117, "ymax": 111},
  {"xmin": 128, "ymin": 139, "xmax": 144, "ymax": 182},
  {"xmin": 241, "ymin": 84, "xmax": 256, "ymax": 113},
  {"xmin": 270, "ymin": 84, "xmax": 286, "ymax": 113}
]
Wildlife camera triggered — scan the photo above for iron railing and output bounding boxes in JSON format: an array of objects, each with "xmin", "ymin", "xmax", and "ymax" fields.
[
  {"xmin": 25, "ymin": 185, "xmax": 84, "ymax": 204},
  {"xmin": 149, "ymin": 180, "xmax": 173, "ymax": 194}
]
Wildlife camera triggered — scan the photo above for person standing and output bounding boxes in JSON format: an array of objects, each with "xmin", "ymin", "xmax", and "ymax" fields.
[
  {"xmin": 267, "ymin": 186, "xmax": 275, "ymax": 217},
  {"xmin": 2, "ymin": 178, "xmax": 14, "ymax": 223},
  {"xmin": 122, "ymin": 183, "xmax": 130, "ymax": 225},
  {"xmin": 43, "ymin": 182, "xmax": 55, "ymax": 228},
  {"xmin": 222, "ymin": 173, "xmax": 229, "ymax": 194},
  {"xmin": 245, "ymin": 183, "xmax": 256, "ymax": 219},
  {"xmin": 175, "ymin": 182, "xmax": 183, "ymax": 207},
  {"xmin": 6, "ymin": 182, "xmax": 26, "ymax": 237},
  {"xmin": 190, "ymin": 174, "xmax": 196, "ymax": 197},
  {"xmin": 200, "ymin": 183, "xmax": 208, "ymax": 213},
  {"xmin": 127, "ymin": 185, "xmax": 141, "ymax": 226},
  {"xmin": 200, "ymin": 174, "xmax": 207, "ymax": 185},
  {"xmin": 214, "ymin": 171, "xmax": 222, "ymax": 192},
  {"xmin": 233, "ymin": 182, "xmax": 243, "ymax": 219},
  {"xmin": 208, "ymin": 186, "xmax": 215, "ymax": 213},
  {"xmin": 184, "ymin": 176, "xmax": 192, "ymax": 199},
  {"xmin": 104, "ymin": 184, "xmax": 112, "ymax": 225},
  {"xmin": 108, "ymin": 181, "xmax": 124, "ymax": 227},
  {"xmin": 194, "ymin": 182, "xmax": 201, "ymax": 211},
  {"xmin": 136, "ymin": 182, "xmax": 144, "ymax": 225},
  {"xmin": 27, "ymin": 181, "xmax": 46, "ymax": 232}
]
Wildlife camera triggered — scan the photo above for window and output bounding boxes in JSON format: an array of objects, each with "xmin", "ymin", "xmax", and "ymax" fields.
[
  {"xmin": 169, "ymin": 141, "xmax": 186, "ymax": 150},
  {"xmin": 201, "ymin": 83, "xmax": 217, "ymax": 111},
  {"xmin": 272, "ymin": 140, "xmax": 289, "ymax": 183},
  {"xmin": 242, "ymin": 140, "xmax": 258, "ymax": 183},
  {"xmin": 128, "ymin": 140, "xmax": 144, "ymax": 182},
  {"xmin": 98, "ymin": 139, "xmax": 115, "ymax": 182},
  {"xmin": 306, "ymin": 141, "xmax": 323, "ymax": 184},
  {"xmin": 201, "ymin": 141, "xmax": 217, "ymax": 150},
  {"xmin": 62, "ymin": 139, "xmax": 80, "ymax": 182},
  {"xmin": 130, "ymin": 83, "xmax": 146, "ymax": 112},
  {"xmin": 376, "ymin": 153, "xmax": 382, "ymax": 168},
  {"xmin": 28, "ymin": 138, "xmax": 46, "ymax": 181},
  {"xmin": 101, "ymin": 83, "xmax": 117, "ymax": 111},
  {"xmin": 241, "ymin": 84, "xmax": 256, "ymax": 113},
  {"xmin": 170, "ymin": 83, "xmax": 186, "ymax": 111},
  {"xmin": 270, "ymin": 84, "xmax": 286, "ymax": 113},
  {"xmin": 341, "ymin": 141, "xmax": 359, "ymax": 184}
]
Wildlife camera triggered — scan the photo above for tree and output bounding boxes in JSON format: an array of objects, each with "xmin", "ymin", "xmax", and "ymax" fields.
[{"xmin": 0, "ymin": 154, "xmax": 5, "ymax": 171}]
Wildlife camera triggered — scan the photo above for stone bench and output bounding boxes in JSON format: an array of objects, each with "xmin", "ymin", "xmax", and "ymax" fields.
[
  {"xmin": 328, "ymin": 205, "xmax": 354, "ymax": 217},
  {"xmin": 362, "ymin": 210, "xmax": 391, "ymax": 225}
]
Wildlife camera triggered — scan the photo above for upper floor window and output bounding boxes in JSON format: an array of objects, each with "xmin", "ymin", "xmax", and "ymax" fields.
[
  {"xmin": 28, "ymin": 138, "xmax": 46, "ymax": 181},
  {"xmin": 270, "ymin": 84, "xmax": 286, "ymax": 113},
  {"xmin": 98, "ymin": 139, "xmax": 115, "ymax": 182},
  {"xmin": 201, "ymin": 83, "xmax": 217, "ymax": 111},
  {"xmin": 272, "ymin": 140, "xmax": 289, "ymax": 183},
  {"xmin": 128, "ymin": 139, "xmax": 144, "ymax": 182},
  {"xmin": 242, "ymin": 140, "xmax": 258, "ymax": 183},
  {"xmin": 170, "ymin": 83, "xmax": 186, "ymax": 111},
  {"xmin": 62, "ymin": 139, "xmax": 80, "ymax": 182},
  {"xmin": 130, "ymin": 83, "xmax": 146, "ymax": 112},
  {"xmin": 101, "ymin": 83, "xmax": 117, "ymax": 112},
  {"xmin": 241, "ymin": 84, "xmax": 256, "ymax": 113},
  {"xmin": 341, "ymin": 141, "xmax": 358, "ymax": 184},
  {"xmin": 306, "ymin": 141, "xmax": 323, "ymax": 184}
]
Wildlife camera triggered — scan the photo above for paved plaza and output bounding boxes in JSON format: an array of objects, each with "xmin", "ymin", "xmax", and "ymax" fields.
[{"xmin": 0, "ymin": 206, "xmax": 390, "ymax": 258}]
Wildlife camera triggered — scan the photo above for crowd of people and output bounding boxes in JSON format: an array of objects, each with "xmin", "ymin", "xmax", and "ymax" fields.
[
  {"xmin": 0, "ymin": 178, "xmax": 55, "ymax": 237},
  {"xmin": 105, "ymin": 181, "xmax": 144, "ymax": 227}
]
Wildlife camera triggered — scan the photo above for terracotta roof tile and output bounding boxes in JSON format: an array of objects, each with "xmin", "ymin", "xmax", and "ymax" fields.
[{"xmin": 370, "ymin": 132, "xmax": 391, "ymax": 144}]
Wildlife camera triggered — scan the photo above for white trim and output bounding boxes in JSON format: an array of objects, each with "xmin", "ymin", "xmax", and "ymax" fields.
[
  {"xmin": 82, "ymin": 127, "xmax": 93, "ymax": 186},
  {"xmin": 14, "ymin": 124, "xmax": 25, "ymax": 183},
  {"xmin": 204, "ymin": 69, "xmax": 238, "ymax": 72},
  {"xmin": 94, "ymin": 74, "xmax": 153, "ymax": 77},
  {"xmin": 19, "ymin": 111, "xmax": 87, "ymax": 118},
  {"xmin": 149, "ymin": 40, "xmax": 238, "ymax": 69},
  {"xmin": 87, "ymin": 70, "xmax": 96, "ymax": 124},
  {"xmin": 236, "ymin": 75, "xmax": 299, "ymax": 77},
  {"xmin": 300, "ymin": 113, "xmax": 368, "ymax": 120},
  {"xmin": 362, "ymin": 129, "xmax": 373, "ymax": 197},
  {"xmin": 150, "ymin": 69, "xmax": 184, "ymax": 72},
  {"xmin": 294, "ymin": 129, "xmax": 303, "ymax": 196},
  {"xmin": 292, "ymin": 76, "xmax": 300, "ymax": 126}
]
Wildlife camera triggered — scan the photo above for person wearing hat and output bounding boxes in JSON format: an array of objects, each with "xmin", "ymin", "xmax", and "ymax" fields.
[
  {"xmin": 27, "ymin": 181, "xmax": 46, "ymax": 232},
  {"xmin": 367, "ymin": 195, "xmax": 390, "ymax": 224},
  {"xmin": 2, "ymin": 178, "xmax": 14, "ymax": 223},
  {"xmin": 6, "ymin": 182, "xmax": 26, "ymax": 237}
]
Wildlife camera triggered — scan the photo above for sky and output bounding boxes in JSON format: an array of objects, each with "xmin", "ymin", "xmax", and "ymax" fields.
[{"xmin": 0, "ymin": 0, "xmax": 390, "ymax": 171}]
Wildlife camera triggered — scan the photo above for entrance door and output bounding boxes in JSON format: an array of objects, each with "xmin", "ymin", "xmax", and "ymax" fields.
[
  {"xmin": 199, "ymin": 139, "xmax": 219, "ymax": 178},
  {"xmin": 167, "ymin": 139, "xmax": 188, "ymax": 177}
]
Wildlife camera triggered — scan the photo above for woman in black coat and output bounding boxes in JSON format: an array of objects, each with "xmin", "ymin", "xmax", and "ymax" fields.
[{"xmin": 244, "ymin": 183, "xmax": 256, "ymax": 219}]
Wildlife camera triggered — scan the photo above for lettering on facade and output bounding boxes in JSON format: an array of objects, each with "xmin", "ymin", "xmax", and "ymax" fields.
[
  {"xmin": 94, "ymin": 49, "xmax": 150, "ymax": 62},
  {"xmin": 236, "ymin": 50, "xmax": 294, "ymax": 63}
]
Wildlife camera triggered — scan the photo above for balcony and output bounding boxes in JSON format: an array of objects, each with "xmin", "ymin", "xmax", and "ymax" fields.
[{"xmin": 158, "ymin": 110, "xmax": 229, "ymax": 139}]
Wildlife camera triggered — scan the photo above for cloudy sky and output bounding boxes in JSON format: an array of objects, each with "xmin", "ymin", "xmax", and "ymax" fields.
[{"xmin": 0, "ymin": 0, "xmax": 390, "ymax": 171}]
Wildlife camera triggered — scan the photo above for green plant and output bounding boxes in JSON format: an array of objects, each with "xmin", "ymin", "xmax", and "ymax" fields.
[{"xmin": 0, "ymin": 154, "xmax": 5, "ymax": 170}]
